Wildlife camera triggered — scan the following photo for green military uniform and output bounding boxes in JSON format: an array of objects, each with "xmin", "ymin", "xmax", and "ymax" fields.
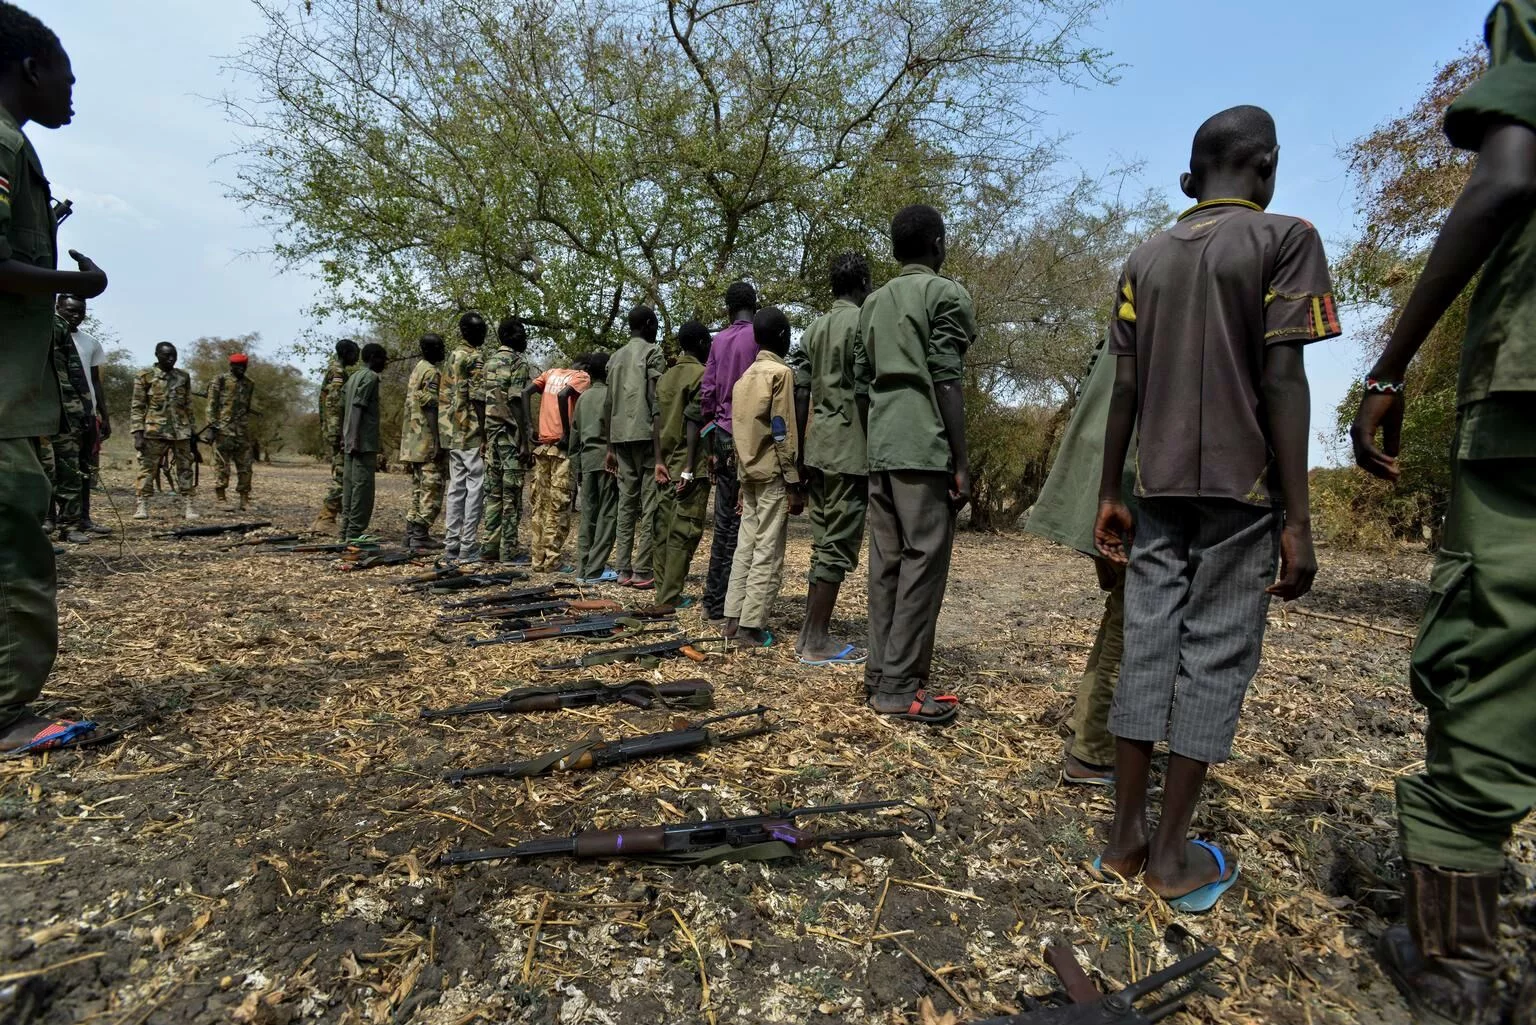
[
  {"xmin": 478, "ymin": 344, "xmax": 531, "ymax": 561},
  {"xmin": 572, "ymin": 379, "xmax": 617, "ymax": 579},
  {"xmin": 604, "ymin": 335, "xmax": 665, "ymax": 576},
  {"xmin": 318, "ymin": 356, "xmax": 354, "ymax": 516},
  {"xmin": 442, "ymin": 342, "xmax": 488, "ymax": 556},
  {"xmin": 1025, "ymin": 337, "xmax": 1139, "ymax": 767},
  {"xmin": 798, "ymin": 298, "xmax": 868, "ymax": 585},
  {"xmin": 48, "ymin": 315, "xmax": 92, "ymax": 532},
  {"xmin": 400, "ymin": 358, "xmax": 446, "ymax": 530},
  {"xmin": 853, "ymin": 264, "xmax": 975, "ymax": 699},
  {"xmin": 653, "ymin": 353, "xmax": 709, "ymax": 604},
  {"xmin": 208, "ymin": 371, "xmax": 256, "ymax": 501},
  {"xmin": 0, "ymin": 106, "xmax": 62, "ymax": 730},
  {"xmin": 1396, "ymin": 9, "xmax": 1536, "ymax": 874},
  {"xmin": 340, "ymin": 366, "xmax": 381, "ymax": 541},
  {"xmin": 131, "ymin": 364, "xmax": 196, "ymax": 499}
]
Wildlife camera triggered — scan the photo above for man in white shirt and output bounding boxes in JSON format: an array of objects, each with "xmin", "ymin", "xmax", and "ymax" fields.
[{"xmin": 56, "ymin": 296, "xmax": 111, "ymax": 534}]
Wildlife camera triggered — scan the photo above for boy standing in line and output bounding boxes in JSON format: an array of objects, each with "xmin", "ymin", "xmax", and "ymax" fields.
[
  {"xmin": 314, "ymin": 338, "xmax": 359, "ymax": 530},
  {"xmin": 478, "ymin": 315, "xmax": 532, "ymax": 564},
  {"xmin": 1350, "ymin": 6, "xmax": 1536, "ymax": 1021},
  {"xmin": 853, "ymin": 205, "xmax": 974, "ymax": 725},
  {"xmin": 604, "ymin": 305, "xmax": 664, "ymax": 588},
  {"xmin": 653, "ymin": 321, "xmax": 712, "ymax": 607},
  {"xmin": 340, "ymin": 343, "xmax": 387, "ymax": 542},
  {"xmin": 522, "ymin": 356, "xmax": 589, "ymax": 572},
  {"xmin": 1094, "ymin": 106, "xmax": 1340, "ymax": 913},
  {"xmin": 698, "ymin": 283, "xmax": 760, "ymax": 619},
  {"xmin": 399, "ymin": 333, "xmax": 447, "ymax": 550},
  {"xmin": 571, "ymin": 353, "xmax": 618, "ymax": 583},
  {"xmin": 441, "ymin": 312, "xmax": 488, "ymax": 561},
  {"xmin": 723, "ymin": 308, "xmax": 802, "ymax": 646},
  {"xmin": 794, "ymin": 253, "xmax": 871, "ymax": 666}
]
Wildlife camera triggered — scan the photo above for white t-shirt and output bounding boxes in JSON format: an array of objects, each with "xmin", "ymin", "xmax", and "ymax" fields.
[{"xmin": 71, "ymin": 329, "xmax": 106, "ymax": 413}]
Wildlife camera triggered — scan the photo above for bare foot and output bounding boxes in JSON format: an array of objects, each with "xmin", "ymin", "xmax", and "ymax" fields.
[
  {"xmin": 737, "ymin": 626, "xmax": 772, "ymax": 646},
  {"xmin": 0, "ymin": 714, "xmax": 67, "ymax": 753},
  {"xmin": 1146, "ymin": 841, "xmax": 1230, "ymax": 899},
  {"xmin": 798, "ymin": 636, "xmax": 859, "ymax": 662},
  {"xmin": 722, "ymin": 618, "xmax": 739, "ymax": 640}
]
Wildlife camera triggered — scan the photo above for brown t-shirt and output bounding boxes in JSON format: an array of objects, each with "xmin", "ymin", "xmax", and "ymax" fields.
[{"xmin": 1109, "ymin": 199, "xmax": 1341, "ymax": 507}]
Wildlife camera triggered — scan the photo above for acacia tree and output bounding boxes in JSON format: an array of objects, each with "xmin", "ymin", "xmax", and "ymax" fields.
[{"xmin": 225, "ymin": 0, "xmax": 1112, "ymax": 355}]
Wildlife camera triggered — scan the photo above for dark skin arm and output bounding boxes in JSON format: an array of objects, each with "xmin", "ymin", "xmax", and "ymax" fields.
[
  {"xmin": 1094, "ymin": 356, "xmax": 1139, "ymax": 564},
  {"xmin": 0, "ymin": 249, "xmax": 107, "ymax": 299},
  {"xmin": 677, "ymin": 418, "xmax": 703, "ymax": 496},
  {"xmin": 934, "ymin": 380, "xmax": 970, "ymax": 511},
  {"xmin": 1352, "ymin": 121, "xmax": 1536, "ymax": 480},
  {"xmin": 520, "ymin": 382, "xmax": 539, "ymax": 451},
  {"xmin": 1261, "ymin": 343, "xmax": 1316, "ymax": 600},
  {"xmin": 793, "ymin": 382, "xmax": 810, "ymax": 488},
  {"xmin": 514, "ymin": 382, "xmax": 533, "ymax": 465},
  {"xmin": 557, "ymin": 385, "xmax": 575, "ymax": 449},
  {"xmin": 91, "ymin": 367, "xmax": 110, "ymax": 438}
]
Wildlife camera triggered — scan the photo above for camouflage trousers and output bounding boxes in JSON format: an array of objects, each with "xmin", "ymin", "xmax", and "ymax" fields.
[
  {"xmin": 481, "ymin": 426, "xmax": 525, "ymax": 561},
  {"xmin": 136, "ymin": 437, "xmax": 196, "ymax": 498},
  {"xmin": 44, "ymin": 429, "xmax": 84, "ymax": 528},
  {"xmin": 215, "ymin": 435, "xmax": 255, "ymax": 497},
  {"xmin": 407, "ymin": 453, "xmax": 447, "ymax": 528},
  {"xmin": 529, "ymin": 445, "xmax": 575, "ymax": 571},
  {"xmin": 323, "ymin": 442, "xmax": 345, "ymax": 514}
]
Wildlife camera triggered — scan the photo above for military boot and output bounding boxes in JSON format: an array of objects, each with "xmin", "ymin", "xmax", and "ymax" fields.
[
  {"xmin": 237, "ymin": 495, "xmax": 249, "ymax": 512},
  {"xmin": 182, "ymin": 498, "xmax": 200, "ymax": 521},
  {"xmin": 1378, "ymin": 862, "xmax": 1502, "ymax": 1025},
  {"xmin": 311, "ymin": 506, "xmax": 338, "ymax": 532},
  {"xmin": 404, "ymin": 522, "xmax": 422, "ymax": 550},
  {"xmin": 215, "ymin": 487, "xmax": 227, "ymax": 504},
  {"xmin": 133, "ymin": 499, "xmax": 150, "ymax": 520},
  {"xmin": 58, "ymin": 526, "xmax": 92, "ymax": 544}
]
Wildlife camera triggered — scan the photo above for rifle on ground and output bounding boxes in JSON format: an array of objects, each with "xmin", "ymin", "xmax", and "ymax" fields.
[
  {"xmin": 441, "ymin": 799, "xmax": 936, "ymax": 865},
  {"xmin": 272, "ymin": 539, "xmax": 381, "ymax": 554},
  {"xmin": 465, "ymin": 613, "xmax": 674, "ymax": 649},
  {"xmin": 536, "ymin": 635, "xmax": 716, "ymax": 671},
  {"xmin": 219, "ymin": 532, "xmax": 301, "ymax": 550},
  {"xmin": 409, "ymin": 571, "xmax": 531, "ymax": 594},
  {"xmin": 153, "ymin": 521, "xmax": 272, "ymax": 540},
  {"xmin": 436, "ymin": 599, "xmax": 620, "ymax": 625},
  {"xmin": 421, "ymin": 678, "xmax": 715, "ymax": 720},
  {"xmin": 966, "ymin": 942, "xmax": 1219, "ymax": 1024},
  {"xmin": 440, "ymin": 585, "xmax": 573, "ymax": 610},
  {"xmin": 340, "ymin": 550, "xmax": 422, "ymax": 571},
  {"xmin": 445, "ymin": 706, "xmax": 770, "ymax": 783}
]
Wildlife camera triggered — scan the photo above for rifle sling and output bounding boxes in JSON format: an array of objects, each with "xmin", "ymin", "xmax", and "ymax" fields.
[{"xmin": 632, "ymin": 841, "xmax": 794, "ymax": 865}]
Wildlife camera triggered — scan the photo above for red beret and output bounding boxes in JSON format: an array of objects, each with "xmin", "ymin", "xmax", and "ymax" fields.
[{"xmin": 229, "ymin": 353, "xmax": 249, "ymax": 364}]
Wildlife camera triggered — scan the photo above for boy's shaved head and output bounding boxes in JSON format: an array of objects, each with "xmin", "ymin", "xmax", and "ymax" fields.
[
  {"xmin": 0, "ymin": 3, "xmax": 61, "ymax": 69},
  {"xmin": 829, "ymin": 252, "xmax": 870, "ymax": 298},
  {"xmin": 724, "ymin": 281, "xmax": 758, "ymax": 317},
  {"xmin": 1190, "ymin": 105, "xmax": 1277, "ymax": 178},
  {"xmin": 677, "ymin": 319, "xmax": 711, "ymax": 359},
  {"xmin": 753, "ymin": 306, "xmax": 791, "ymax": 357},
  {"xmin": 891, "ymin": 204, "xmax": 946, "ymax": 264}
]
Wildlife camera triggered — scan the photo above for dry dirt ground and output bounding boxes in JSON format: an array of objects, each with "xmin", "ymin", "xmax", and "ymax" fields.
[{"xmin": 1, "ymin": 456, "xmax": 1532, "ymax": 1025}]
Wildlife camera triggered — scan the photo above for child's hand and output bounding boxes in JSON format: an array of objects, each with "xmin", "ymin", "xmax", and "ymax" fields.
[
  {"xmin": 654, "ymin": 462, "xmax": 671, "ymax": 485},
  {"xmin": 1267, "ymin": 522, "xmax": 1317, "ymax": 601},
  {"xmin": 948, "ymin": 468, "xmax": 972, "ymax": 512},
  {"xmin": 788, "ymin": 486, "xmax": 805, "ymax": 516},
  {"xmin": 1350, "ymin": 391, "xmax": 1404, "ymax": 482},
  {"xmin": 1093, "ymin": 500, "xmax": 1134, "ymax": 565}
]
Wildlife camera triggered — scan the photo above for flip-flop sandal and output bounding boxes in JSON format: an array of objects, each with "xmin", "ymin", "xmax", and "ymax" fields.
[
  {"xmin": 1162, "ymin": 839, "xmax": 1241, "ymax": 914},
  {"xmin": 874, "ymin": 689, "xmax": 959, "ymax": 725},
  {"xmin": 1061, "ymin": 742, "xmax": 1116, "ymax": 787},
  {"xmin": 2, "ymin": 719, "xmax": 100, "ymax": 757},
  {"xmin": 1088, "ymin": 848, "xmax": 1147, "ymax": 881},
  {"xmin": 799, "ymin": 643, "xmax": 867, "ymax": 667},
  {"xmin": 629, "ymin": 577, "xmax": 655, "ymax": 590}
]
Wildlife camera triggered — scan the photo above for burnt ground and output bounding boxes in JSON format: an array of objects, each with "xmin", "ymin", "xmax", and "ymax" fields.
[{"xmin": 1, "ymin": 454, "xmax": 1532, "ymax": 1025}]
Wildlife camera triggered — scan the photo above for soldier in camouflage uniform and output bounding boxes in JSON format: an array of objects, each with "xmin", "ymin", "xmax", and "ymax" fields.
[
  {"xmin": 314, "ymin": 338, "xmax": 359, "ymax": 529},
  {"xmin": 208, "ymin": 353, "xmax": 257, "ymax": 510},
  {"xmin": 441, "ymin": 312, "xmax": 489, "ymax": 560},
  {"xmin": 131, "ymin": 342, "xmax": 198, "ymax": 520},
  {"xmin": 479, "ymin": 315, "xmax": 533, "ymax": 563},
  {"xmin": 48, "ymin": 312, "xmax": 94, "ymax": 543},
  {"xmin": 400, "ymin": 334, "xmax": 447, "ymax": 549}
]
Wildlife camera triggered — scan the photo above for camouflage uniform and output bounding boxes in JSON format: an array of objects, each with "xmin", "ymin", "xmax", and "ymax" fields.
[
  {"xmin": 208, "ymin": 372, "xmax": 256, "ymax": 500},
  {"xmin": 131, "ymin": 364, "xmax": 196, "ymax": 498},
  {"xmin": 48, "ymin": 315, "xmax": 92, "ymax": 530},
  {"xmin": 442, "ymin": 342, "xmax": 488, "ymax": 556},
  {"xmin": 318, "ymin": 356, "xmax": 354, "ymax": 515},
  {"xmin": 477, "ymin": 344, "xmax": 531, "ymax": 561},
  {"xmin": 400, "ymin": 358, "xmax": 446, "ymax": 529}
]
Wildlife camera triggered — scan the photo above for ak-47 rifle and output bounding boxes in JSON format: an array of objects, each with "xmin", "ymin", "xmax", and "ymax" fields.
[
  {"xmin": 435, "ymin": 599, "xmax": 619, "ymax": 625},
  {"xmin": 536, "ymin": 635, "xmax": 715, "ymax": 671},
  {"xmin": 219, "ymin": 532, "xmax": 301, "ymax": 550},
  {"xmin": 273, "ymin": 539, "xmax": 381, "ymax": 554},
  {"xmin": 340, "ymin": 550, "xmax": 421, "ymax": 571},
  {"xmin": 444, "ymin": 706, "xmax": 770, "ymax": 783},
  {"xmin": 966, "ymin": 942, "xmax": 1219, "ymax": 1024},
  {"xmin": 440, "ymin": 585, "xmax": 572, "ymax": 610},
  {"xmin": 421, "ymin": 677, "xmax": 714, "ymax": 719},
  {"xmin": 464, "ymin": 613, "xmax": 674, "ymax": 649},
  {"xmin": 153, "ymin": 521, "xmax": 273, "ymax": 540},
  {"xmin": 415, "ymin": 571, "xmax": 531, "ymax": 594},
  {"xmin": 441, "ymin": 799, "xmax": 936, "ymax": 865}
]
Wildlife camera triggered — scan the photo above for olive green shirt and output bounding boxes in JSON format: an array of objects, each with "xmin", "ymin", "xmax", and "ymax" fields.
[
  {"xmin": 604, "ymin": 335, "xmax": 665, "ymax": 444},
  {"xmin": 853, "ymin": 265, "xmax": 975, "ymax": 474},
  {"xmin": 657, "ymin": 353, "xmax": 706, "ymax": 478},
  {"xmin": 798, "ymin": 299, "xmax": 867, "ymax": 476},
  {"xmin": 1444, "ymin": 1, "xmax": 1536, "ymax": 429},
  {"xmin": 343, "ymin": 366, "xmax": 381, "ymax": 454},
  {"xmin": 0, "ymin": 107, "xmax": 61, "ymax": 440},
  {"xmin": 571, "ymin": 379, "xmax": 610, "ymax": 475}
]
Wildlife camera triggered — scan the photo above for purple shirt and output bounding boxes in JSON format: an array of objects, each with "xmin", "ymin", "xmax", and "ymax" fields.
[{"xmin": 699, "ymin": 318, "xmax": 758, "ymax": 434}]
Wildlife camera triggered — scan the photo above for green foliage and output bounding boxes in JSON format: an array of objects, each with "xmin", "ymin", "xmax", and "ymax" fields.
[
  {"xmin": 182, "ymin": 335, "xmax": 319, "ymax": 458},
  {"xmin": 99, "ymin": 347, "xmax": 138, "ymax": 431}
]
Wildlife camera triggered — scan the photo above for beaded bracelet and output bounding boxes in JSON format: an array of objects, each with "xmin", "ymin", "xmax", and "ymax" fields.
[{"xmin": 1364, "ymin": 377, "xmax": 1405, "ymax": 394}]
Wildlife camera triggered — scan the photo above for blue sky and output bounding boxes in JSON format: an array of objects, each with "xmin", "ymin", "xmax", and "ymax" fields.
[{"xmin": 38, "ymin": 1, "xmax": 1481, "ymax": 465}]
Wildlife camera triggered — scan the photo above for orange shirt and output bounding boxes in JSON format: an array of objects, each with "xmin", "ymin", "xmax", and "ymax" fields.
[{"xmin": 531, "ymin": 368, "xmax": 590, "ymax": 444}]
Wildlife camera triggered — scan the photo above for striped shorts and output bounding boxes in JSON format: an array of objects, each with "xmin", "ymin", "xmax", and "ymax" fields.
[{"xmin": 1110, "ymin": 497, "xmax": 1280, "ymax": 764}]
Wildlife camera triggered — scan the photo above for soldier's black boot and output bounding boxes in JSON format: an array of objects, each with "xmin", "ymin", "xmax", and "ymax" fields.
[
  {"xmin": 404, "ymin": 522, "xmax": 421, "ymax": 550},
  {"xmin": 1378, "ymin": 862, "xmax": 1502, "ymax": 1025}
]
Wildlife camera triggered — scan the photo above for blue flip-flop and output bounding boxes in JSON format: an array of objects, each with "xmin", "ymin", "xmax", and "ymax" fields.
[
  {"xmin": 6, "ymin": 719, "xmax": 98, "ymax": 756},
  {"xmin": 799, "ymin": 643, "xmax": 867, "ymax": 667},
  {"xmin": 1163, "ymin": 839, "xmax": 1240, "ymax": 914}
]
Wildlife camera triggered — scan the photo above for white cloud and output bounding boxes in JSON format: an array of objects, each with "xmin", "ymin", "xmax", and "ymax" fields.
[{"xmin": 49, "ymin": 184, "xmax": 159, "ymax": 231}]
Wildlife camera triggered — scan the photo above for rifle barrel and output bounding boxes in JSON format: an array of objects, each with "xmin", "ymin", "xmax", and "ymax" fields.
[{"xmin": 440, "ymin": 836, "xmax": 577, "ymax": 864}]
